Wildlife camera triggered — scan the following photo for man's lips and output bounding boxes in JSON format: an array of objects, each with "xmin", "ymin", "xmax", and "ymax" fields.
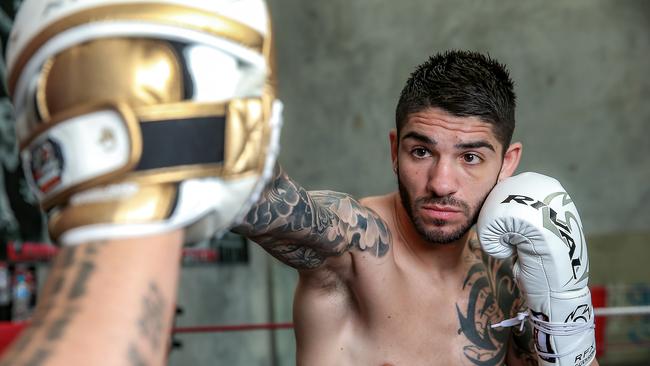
[{"xmin": 420, "ymin": 205, "xmax": 462, "ymax": 220}]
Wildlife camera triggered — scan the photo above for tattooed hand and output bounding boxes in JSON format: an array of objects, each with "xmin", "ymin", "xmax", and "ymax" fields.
[{"xmin": 232, "ymin": 166, "xmax": 390, "ymax": 269}]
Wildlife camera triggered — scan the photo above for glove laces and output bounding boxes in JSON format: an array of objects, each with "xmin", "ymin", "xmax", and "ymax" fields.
[{"xmin": 491, "ymin": 310, "xmax": 595, "ymax": 359}]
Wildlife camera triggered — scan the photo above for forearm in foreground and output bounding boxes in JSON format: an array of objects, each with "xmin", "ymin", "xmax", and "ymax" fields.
[{"xmin": 0, "ymin": 230, "xmax": 183, "ymax": 366}]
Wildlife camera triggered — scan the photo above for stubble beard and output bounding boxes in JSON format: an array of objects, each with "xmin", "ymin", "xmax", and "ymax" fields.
[{"xmin": 397, "ymin": 169, "xmax": 481, "ymax": 245}]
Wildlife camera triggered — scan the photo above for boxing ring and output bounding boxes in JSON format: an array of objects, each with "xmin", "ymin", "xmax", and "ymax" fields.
[{"xmin": 0, "ymin": 241, "xmax": 649, "ymax": 364}]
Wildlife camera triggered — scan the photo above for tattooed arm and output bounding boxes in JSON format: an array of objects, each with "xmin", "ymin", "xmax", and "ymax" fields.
[
  {"xmin": 505, "ymin": 315, "xmax": 537, "ymax": 366},
  {"xmin": 233, "ymin": 166, "xmax": 390, "ymax": 270},
  {"xmin": 0, "ymin": 230, "xmax": 183, "ymax": 366},
  {"xmin": 488, "ymin": 247, "xmax": 537, "ymax": 366},
  {"xmin": 498, "ymin": 262, "xmax": 537, "ymax": 366},
  {"xmin": 458, "ymin": 232, "xmax": 537, "ymax": 366},
  {"xmin": 481, "ymin": 244, "xmax": 543, "ymax": 366}
]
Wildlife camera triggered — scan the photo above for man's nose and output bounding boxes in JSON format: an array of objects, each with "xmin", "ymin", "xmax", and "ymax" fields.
[{"xmin": 426, "ymin": 157, "xmax": 459, "ymax": 197}]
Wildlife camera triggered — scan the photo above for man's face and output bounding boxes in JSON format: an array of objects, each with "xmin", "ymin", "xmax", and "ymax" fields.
[{"xmin": 390, "ymin": 107, "xmax": 518, "ymax": 245}]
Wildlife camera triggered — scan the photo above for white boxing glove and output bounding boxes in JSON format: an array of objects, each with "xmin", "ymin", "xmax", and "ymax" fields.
[
  {"xmin": 7, "ymin": 0, "xmax": 282, "ymax": 246},
  {"xmin": 477, "ymin": 172, "xmax": 596, "ymax": 366}
]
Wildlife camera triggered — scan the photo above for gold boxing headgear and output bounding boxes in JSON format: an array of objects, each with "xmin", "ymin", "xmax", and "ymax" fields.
[{"xmin": 6, "ymin": 0, "xmax": 282, "ymax": 244}]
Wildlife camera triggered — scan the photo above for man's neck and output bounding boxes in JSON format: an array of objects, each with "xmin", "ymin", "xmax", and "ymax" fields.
[{"xmin": 392, "ymin": 192, "xmax": 470, "ymax": 274}]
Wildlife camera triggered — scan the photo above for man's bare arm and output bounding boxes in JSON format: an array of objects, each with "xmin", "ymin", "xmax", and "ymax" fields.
[
  {"xmin": 233, "ymin": 166, "xmax": 390, "ymax": 269},
  {"xmin": 0, "ymin": 231, "xmax": 183, "ymax": 366}
]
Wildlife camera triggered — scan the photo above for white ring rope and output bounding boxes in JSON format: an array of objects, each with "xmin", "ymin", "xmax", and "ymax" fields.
[{"xmin": 594, "ymin": 305, "xmax": 650, "ymax": 317}]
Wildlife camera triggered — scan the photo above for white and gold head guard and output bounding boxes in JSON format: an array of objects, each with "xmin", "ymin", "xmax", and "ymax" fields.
[{"xmin": 6, "ymin": 0, "xmax": 282, "ymax": 245}]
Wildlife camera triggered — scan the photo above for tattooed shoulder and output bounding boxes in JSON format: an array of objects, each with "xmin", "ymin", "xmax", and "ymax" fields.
[
  {"xmin": 310, "ymin": 190, "xmax": 391, "ymax": 249},
  {"xmin": 235, "ymin": 173, "xmax": 391, "ymax": 270},
  {"xmin": 269, "ymin": 190, "xmax": 391, "ymax": 270}
]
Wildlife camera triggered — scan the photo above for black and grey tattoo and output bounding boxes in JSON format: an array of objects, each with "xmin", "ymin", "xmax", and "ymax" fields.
[
  {"xmin": 125, "ymin": 281, "xmax": 169, "ymax": 365},
  {"xmin": 455, "ymin": 233, "xmax": 536, "ymax": 366},
  {"xmin": 127, "ymin": 344, "xmax": 148, "ymax": 366},
  {"xmin": 137, "ymin": 282, "xmax": 166, "ymax": 351},
  {"xmin": 233, "ymin": 167, "xmax": 390, "ymax": 269},
  {"xmin": 0, "ymin": 242, "xmax": 102, "ymax": 366},
  {"xmin": 68, "ymin": 260, "xmax": 95, "ymax": 300}
]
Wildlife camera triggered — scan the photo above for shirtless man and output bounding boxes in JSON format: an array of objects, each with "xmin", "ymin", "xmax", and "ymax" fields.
[{"xmin": 234, "ymin": 50, "xmax": 597, "ymax": 366}]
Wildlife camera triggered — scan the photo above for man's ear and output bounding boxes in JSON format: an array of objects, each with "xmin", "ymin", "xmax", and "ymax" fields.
[
  {"xmin": 498, "ymin": 142, "xmax": 522, "ymax": 181},
  {"xmin": 389, "ymin": 129, "xmax": 398, "ymax": 174}
]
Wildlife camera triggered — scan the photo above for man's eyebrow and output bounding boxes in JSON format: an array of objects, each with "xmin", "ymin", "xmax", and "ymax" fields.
[
  {"xmin": 401, "ymin": 131, "xmax": 437, "ymax": 145},
  {"xmin": 455, "ymin": 140, "xmax": 496, "ymax": 152}
]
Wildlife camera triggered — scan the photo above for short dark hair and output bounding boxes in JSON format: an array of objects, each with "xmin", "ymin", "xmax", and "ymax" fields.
[{"xmin": 395, "ymin": 50, "xmax": 516, "ymax": 150}]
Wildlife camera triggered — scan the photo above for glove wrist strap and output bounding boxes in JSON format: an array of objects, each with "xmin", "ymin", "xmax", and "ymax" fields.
[{"xmin": 492, "ymin": 310, "xmax": 595, "ymax": 360}]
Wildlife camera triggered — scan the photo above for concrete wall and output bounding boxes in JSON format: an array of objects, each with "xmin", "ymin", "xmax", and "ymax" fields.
[
  {"xmin": 169, "ymin": 244, "xmax": 278, "ymax": 366},
  {"xmin": 271, "ymin": 0, "xmax": 650, "ymax": 233}
]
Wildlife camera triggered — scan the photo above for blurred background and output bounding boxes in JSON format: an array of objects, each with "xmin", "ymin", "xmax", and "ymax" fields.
[{"xmin": 0, "ymin": 0, "xmax": 648, "ymax": 365}]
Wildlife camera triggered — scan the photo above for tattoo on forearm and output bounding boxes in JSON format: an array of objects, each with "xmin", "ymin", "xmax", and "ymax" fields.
[
  {"xmin": 23, "ymin": 348, "xmax": 51, "ymax": 366},
  {"xmin": 138, "ymin": 282, "xmax": 166, "ymax": 351},
  {"xmin": 124, "ymin": 281, "xmax": 169, "ymax": 365},
  {"xmin": 45, "ymin": 306, "xmax": 77, "ymax": 341},
  {"xmin": 0, "ymin": 242, "xmax": 104, "ymax": 366},
  {"xmin": 127, "ymin": 344, "xmax": 148, "ymax": 366},
  {"xmin": 234, "ymin": 168, "xmax": 391, "ymax": 269},
  {"xmin": 68, "ymin": 260, "xmax": 95, "ymax": 300}
]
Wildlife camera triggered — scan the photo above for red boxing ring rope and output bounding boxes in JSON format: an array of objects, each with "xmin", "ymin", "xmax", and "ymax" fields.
[
  {"xmin": 174, "ymin": 322, "xmax": 294, "ymax": 334},
  {"xmin": 4, "ymin": 241, "xmax": 219, "ymax": 263}
]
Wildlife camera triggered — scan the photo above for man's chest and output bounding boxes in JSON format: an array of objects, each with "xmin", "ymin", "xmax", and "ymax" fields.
[{"xmin": 348, "ymin": 257, "xmax": 519, "ymax": 365}]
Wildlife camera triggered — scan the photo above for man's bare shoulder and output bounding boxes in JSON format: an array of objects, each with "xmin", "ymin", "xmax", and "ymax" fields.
[
  {"xmin": 294, "ymin": 192, "xmax": 394, "ymax": 292},
  {"xmin": 359, "ymin": 193, "xmax": 394, "ymax": 213},
  {"xmin": 304, "ymin": 191, "xmax": 394, "ymax": 264}
]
